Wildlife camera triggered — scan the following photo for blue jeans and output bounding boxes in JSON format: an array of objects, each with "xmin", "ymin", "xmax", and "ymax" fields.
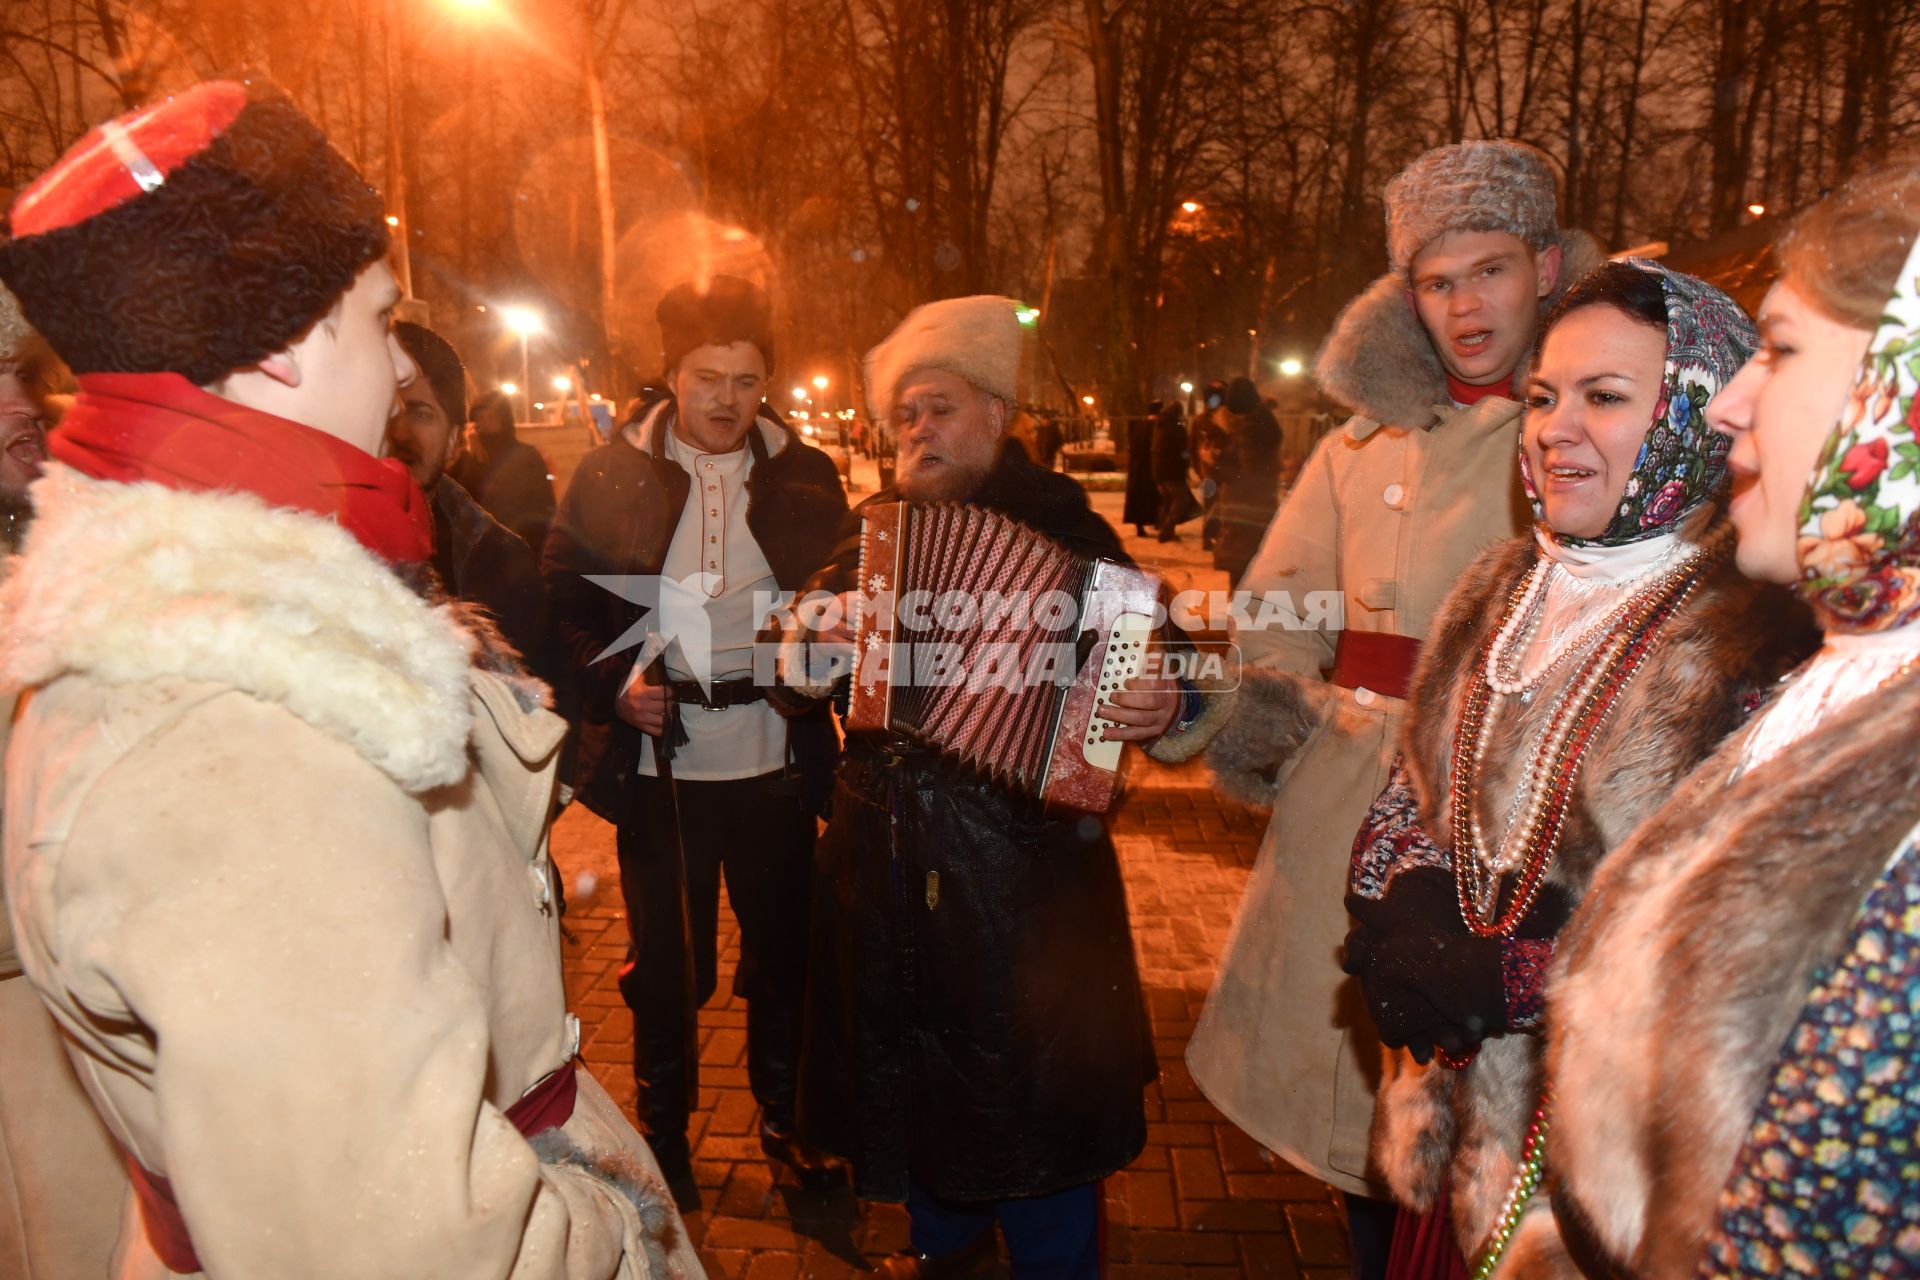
[{"xmin": 907, "ymin": 1179, "xmax": 1103, "ymax": 1280}]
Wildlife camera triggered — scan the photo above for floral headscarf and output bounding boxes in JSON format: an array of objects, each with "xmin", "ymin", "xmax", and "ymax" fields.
[
  {"xmin": 1523, "ymin": 258, "xmax": 1757, "ymax": 548},
  {"xmin": 1797, "ymin": 234, "xmax": 1920, "ymax": 634}
]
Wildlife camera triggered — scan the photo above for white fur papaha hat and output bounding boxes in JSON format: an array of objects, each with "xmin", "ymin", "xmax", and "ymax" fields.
[
  {"xmin": 1384, "ymin": 140, "xmax": 1560, "ymax": 273},
  {"xmin": 864, "ymin": 295, "xmax": 1025, "ymax": 422}
]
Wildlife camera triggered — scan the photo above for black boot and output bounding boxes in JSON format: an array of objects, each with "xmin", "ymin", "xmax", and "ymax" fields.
[
  {"xmin": 759, "ymin": 1108, "xmax": 847, "ymax": 1191},
  {"xmin": 627, "ymin": 992, "xmax": 701, "ymax": 1212},
  {"xmin": 748, "ymin": 995, "xmax": 846, "ymax": 1189}
]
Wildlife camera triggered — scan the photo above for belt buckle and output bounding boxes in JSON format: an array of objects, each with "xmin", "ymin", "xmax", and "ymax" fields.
[{"xmin": 696, "ymin": 684, "xmax": 725, "ymax": 712}]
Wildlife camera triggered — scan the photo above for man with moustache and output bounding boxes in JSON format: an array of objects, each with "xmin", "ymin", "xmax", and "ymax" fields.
[
  {"xmin": 1190, "ymin": 141, "xmax": 1602, "ymax": 1271},
  {"xmin": 765, "ymin": 295, "xmax": 1231, "ymax": 1279},
  {"xmin": 544, "ymin": 275, "xmax": 848, "ymax": 1207},
  {"xmin": 388, "ymin": 320, "xmax": 574, "ymax": 721}
]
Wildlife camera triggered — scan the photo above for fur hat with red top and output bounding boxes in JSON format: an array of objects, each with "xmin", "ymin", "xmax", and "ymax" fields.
[{"xmin": 0, "ymin": 78, "xmax": 389, "ymax": 385}]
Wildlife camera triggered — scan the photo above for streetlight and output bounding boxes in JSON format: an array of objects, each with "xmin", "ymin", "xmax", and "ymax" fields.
[
  {"xmin": 1181, "ymin": 201, "xmax": 1202, "ymax": 214},
  {"xmin": 552, "ymin": 375, "xmax": 572, "ymax": 393},
  {"xmin": 812, "ymin": 374, "xmax": 830, "ymax": 391},
  {"xmin": 499, "ymin": 381, "xmax": 518, "ymax": 397},
  {"xmin": 791, "ymin": 386, "xmax": 808, "ymax": 401},
  {"xmin": 1747, "ymin": 203, "xmax": 1767, "ymax": 218},
  {"xmin": 501, "ymin": 306, "xmax": 543, "ymax": 416},
  {"xmin": 1179, "ymin": 380, "xmax": 1195, "ymax": 395},
  {"xmin": 1279, "ymin": 358, "xmax": 1304, "ymax": 378},
  {"xmin": 1081, "ymin": 395, "xmax": 1095, "ymax": 407}
]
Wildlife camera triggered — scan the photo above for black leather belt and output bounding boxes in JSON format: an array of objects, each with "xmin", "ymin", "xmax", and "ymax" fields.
[{"xmin": 665, "ymin": 677, "xmax": 765, "ymax": 711}]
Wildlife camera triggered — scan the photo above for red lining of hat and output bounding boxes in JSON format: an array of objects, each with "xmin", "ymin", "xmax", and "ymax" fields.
[{"xmin": 12, "ymin": 81, "xmax": 249, "ymax": 239}]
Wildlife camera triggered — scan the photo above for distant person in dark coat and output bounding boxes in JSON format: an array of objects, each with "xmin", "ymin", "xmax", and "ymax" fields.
[
  {"xmin": 1152, "ymin": 400, "xmax": 1195, "ymax": 542},
  {"xmin": 387, "ymin": 322, "xmax": 576, "ymax": 730},
  {"xmin": 1035, "ymin": 414, "xmax": 1064, "ymax": 470},
  {"xmin": 1122, "ymin": 401, "xmax": 1159, "ymax": 537},
  {"xmin": 1211, "ymin": 376, "xmax": 1282, "ymax": 586},
  {"xmin": 451, "ymin": 388, "xmax": 557, "ymax": 553}
]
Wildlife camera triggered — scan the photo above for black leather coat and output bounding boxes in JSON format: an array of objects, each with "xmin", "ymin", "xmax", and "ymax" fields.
[
  {"xmin": 541, "ymin": 403, "xmax": 848, "ymax": 817},
  {"xmin": 788, "ymin": 456, "xmax": 1157, "ymax": 1202}
]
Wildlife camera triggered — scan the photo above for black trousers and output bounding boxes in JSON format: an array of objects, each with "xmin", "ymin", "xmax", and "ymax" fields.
[{"xmin": 615, "ymin": 769, "xmax": 815, "ymax": 1143}]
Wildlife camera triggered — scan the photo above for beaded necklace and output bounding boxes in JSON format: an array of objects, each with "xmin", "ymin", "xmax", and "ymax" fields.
[
  {"xmin": 1450, "ymin": 527, "xmax": 1731, "ymax": 937},
  {"xmin": 1487, "ymin": 537, "xmax": 1701, "ymax": 699},
  {"xmin": 1469, "ymin": 1091, "xmax": 1551, "ymax": 1279}
]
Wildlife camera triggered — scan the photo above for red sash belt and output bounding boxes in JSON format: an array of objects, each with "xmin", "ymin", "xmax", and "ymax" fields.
[
  {"xmin": 128, "ymin": 1062, "xmax": 579, "ymax": 1274},
  {"xmin": 1329, "ymin": 630, "xmax": 1422, "ymax": 702}
]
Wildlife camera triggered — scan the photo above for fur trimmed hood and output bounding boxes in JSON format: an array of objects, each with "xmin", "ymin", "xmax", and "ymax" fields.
[
  {"xmin": 0, "ymin": 465, "xmax": 479, "ymax": 793},
  {"xmin": 1315, "ymin": 229, "xmax": 1605, "ymax": 431}
]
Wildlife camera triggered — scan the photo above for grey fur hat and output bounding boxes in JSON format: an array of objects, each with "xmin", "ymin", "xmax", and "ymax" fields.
[{"xmin": 1384, "ymin": 141, "xmax": 1560, "ymax": 273}]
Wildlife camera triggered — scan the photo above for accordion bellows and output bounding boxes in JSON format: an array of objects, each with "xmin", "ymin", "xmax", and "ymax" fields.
[{"xmin": 847, "ymin": 501, "xmax": 1159, "ymax": 811}]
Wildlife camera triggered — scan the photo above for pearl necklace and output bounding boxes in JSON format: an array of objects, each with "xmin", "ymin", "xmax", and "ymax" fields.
[
  {"xmin": 1488, "ymin": 539, "xmax": 1705, "ymax": 699},
  {"xmin": 1451, "ymin": 527, "xmax": 1731, "ymax": 936}
]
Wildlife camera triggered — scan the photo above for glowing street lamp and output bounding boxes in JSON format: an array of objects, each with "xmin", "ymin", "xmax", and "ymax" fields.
[
  {"xmin": 499, "ymin": 381, "xmax": 519, "ymax": 397},
  {"xmin": 1181, "ymin": 201, "xmax": 1201, "ymax": 214},
  {"xmin": 552, "ymin": 375, "xmax": 573, "ymax": 393},
  {"xmin": 791, "ymin": 385, "xmax": 808, "ymax": 401},
  {"xmin": 1081, "ymin": 394, "xmax": 1095, "ymax": 407},
  {"xmin": 811, "ymin": 374, "xmax": 830, "ymax": 391},
  {"xmin": 1179, "ymin": 380, "xmax": 1195, "ymax": 395},
  {"xmin": 1279, "ymin": 358, "xmax": 1304, "ymax": 378},
  {"xmin": 501, "ymin": 307, "xmax": 543, "ymax": 413},
  {"xmin": 1747, "ymin": 203, "xmax": 1767, "ymax": 218}
]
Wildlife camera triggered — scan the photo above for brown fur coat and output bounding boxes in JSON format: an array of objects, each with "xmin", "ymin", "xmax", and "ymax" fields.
[
  {"xmin": 1372, "ymin": 530, "xmax": 1817, "ymax": 1262},
  {"xmin": 1529, "ymin": 656, "xmax": 1920, "ymax": 1278}
]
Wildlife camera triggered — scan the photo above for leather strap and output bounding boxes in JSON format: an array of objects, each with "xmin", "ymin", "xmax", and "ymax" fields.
[
  {"xmin": 666, "ymin": 677, "xmax": 765, "ymax": 710},
  {"xmin": 1329, "ymin": 630, "xmax": 1422, "ymax": 701}
]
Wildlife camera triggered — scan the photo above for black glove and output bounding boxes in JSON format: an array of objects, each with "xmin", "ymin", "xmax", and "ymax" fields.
[{"xmin": 1343, "ymin": 919, "xmax": 1506, "ymax": 1060}]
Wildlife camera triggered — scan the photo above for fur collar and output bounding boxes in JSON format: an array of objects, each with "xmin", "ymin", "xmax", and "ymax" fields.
[
  {"xmin": 1549, "ymin": 647, "xmax": 1920, "ymax": 1274},
  {"xmin": 0, "ymin": 465, "xmax": 479, "ymax": 793},
  {"xmin": 1374, "ymin": 530, "xmax": 1817, "ymax": 1248},
  {"xmin": 1315, "ymin": 230, "xmax": 1605, "ymax": 431}
]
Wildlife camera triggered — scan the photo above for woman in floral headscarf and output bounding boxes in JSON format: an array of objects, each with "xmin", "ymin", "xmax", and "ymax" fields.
[
  {"xmin": 1339, "ymin": 259, "xmax": 1818, "ymax": 1278},
  {"xmin": 1538, "ymin": 167, "xmax": 1920, "ymax": 1280}
]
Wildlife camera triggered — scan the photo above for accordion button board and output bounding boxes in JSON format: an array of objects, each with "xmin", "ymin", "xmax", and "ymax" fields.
[{"xmin": 846, "ymin": 500, "xmax": 1162, "ymax": 812}]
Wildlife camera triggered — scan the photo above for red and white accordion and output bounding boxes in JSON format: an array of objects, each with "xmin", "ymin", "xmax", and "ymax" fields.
[{"xmin": 845, "ymin": 501, "xmax": 1160, "ymax": 812}]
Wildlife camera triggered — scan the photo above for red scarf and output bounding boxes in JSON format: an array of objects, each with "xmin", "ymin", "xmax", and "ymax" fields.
[
  {"xmin": 1445, "ymin": 370, "xmax": 1518, "ymax": 407},
  {"xmin": 55, "ymin": 372, "xmax": 432, "ymax": 563}
]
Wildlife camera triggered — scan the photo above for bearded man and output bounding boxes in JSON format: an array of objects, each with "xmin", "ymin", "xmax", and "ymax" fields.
[
  {"xmin": 0, "ymin": 81, "xmax": 694, "ymax": 1276},
  {"xmin": 767, "ymin": 295, "xmax": 1230, "ymax": 1279}
]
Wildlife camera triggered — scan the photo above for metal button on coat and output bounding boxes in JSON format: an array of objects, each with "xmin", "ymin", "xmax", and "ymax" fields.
[
  {"xmin": 1383, "ymin": 482, "xmax": 1407, "ymax": 509},
  {"xmin": 1353, "ymin": 686, "xmax": 1377, "ymax": 707}
]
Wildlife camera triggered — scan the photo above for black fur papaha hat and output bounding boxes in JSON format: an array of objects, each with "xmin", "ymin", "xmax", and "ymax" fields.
[{"xmin": 0, "ymin": 79, "xmax": 390, "ymax": 385}]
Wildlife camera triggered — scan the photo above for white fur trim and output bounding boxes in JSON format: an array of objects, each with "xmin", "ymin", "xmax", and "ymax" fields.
[
  {"xmin": 864, "ymin": 295, "xmax": 1025, "ymax": 423},
  {"xmin": 0, "ymin": 466, "xmax": 477, "ymax": 792}
]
